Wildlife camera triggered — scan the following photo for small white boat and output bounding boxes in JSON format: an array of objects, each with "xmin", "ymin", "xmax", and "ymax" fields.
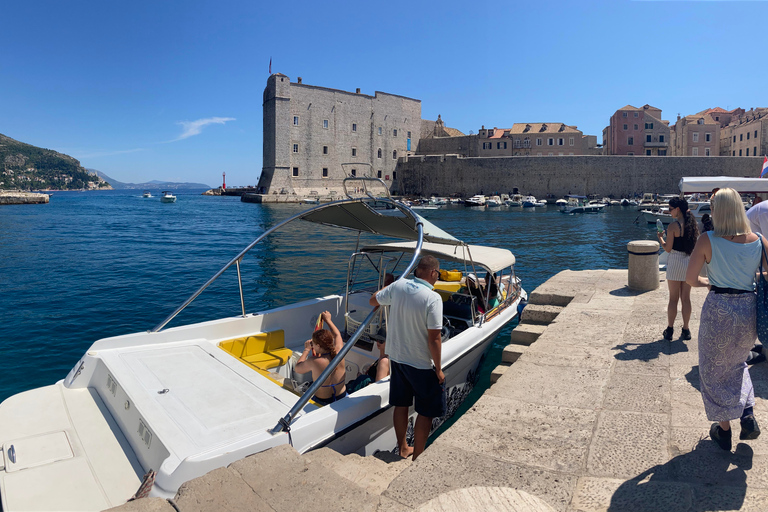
[
  {"xmin": 486, "ymin": 195, "xmax": 502, "ymax": 207},
  {"xmin": 555, "ymin": 198, "xmax": 568, "ymax": 207},
  {"xmin": 302, "ymin": 197, "xmax": 320, "ymax": 204},
  {"xmin": 142, "ymin": 190, "xmax": 152, "ymax": 198},
  {"xmin": 160, "ymin": 191, "xmax": 177, "ymax": 203},
  {"xmin": 641, "ymin": 201, "xmax": 711, "ymax": 225},
  {"xmin": 620, "ymin": 198, "xmax": 630, "ymax": 206},
  {"xmin": 561, "ymin": 195, "xmax": 606, "ymax": 214},
  {"xmin": 428, "ymin": 196, "xmax": 448, "ymax": 206},
  {"xmin": 522, "ymin": 195, "xmax": 546, "ymax": 208},
  {"xmin": 464, "ymin": 195, "xmax": 486, "ymax": 207},
  {"xmin": 506, "ymin": 194, "xmax": 524, "ymax": 207},
  {"xmin": 0, "ymin": 177, "xmax": 526, "ymax": 510}
]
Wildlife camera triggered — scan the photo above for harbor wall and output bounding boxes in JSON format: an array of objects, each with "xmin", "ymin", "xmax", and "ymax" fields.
[
  {"xmin": 391, "ymin": 155, "xmax": 766, "ymax": 197},
  {"xmin": 0, "ymin": 191, "xmax": 50, "ymax": 204}
]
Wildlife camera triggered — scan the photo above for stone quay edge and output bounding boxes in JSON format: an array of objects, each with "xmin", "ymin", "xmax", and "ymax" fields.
[
  {"xmin": 0, "ymin": 191, "xmax": 50, "ymax": 205},
  {"xmin": 110, "ymin": 268, "xmax": 768, "ymax": 511}
]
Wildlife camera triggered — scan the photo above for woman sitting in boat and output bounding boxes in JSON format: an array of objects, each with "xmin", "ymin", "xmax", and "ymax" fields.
[{"xmin": 295, "ymin": 312, "xmax": 347, "ymax": 405}]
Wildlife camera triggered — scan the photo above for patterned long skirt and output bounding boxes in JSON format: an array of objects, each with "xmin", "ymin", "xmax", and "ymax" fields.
[{"xmin": 698, "ymin": 291, "xmax": 757, "ymax": 422}]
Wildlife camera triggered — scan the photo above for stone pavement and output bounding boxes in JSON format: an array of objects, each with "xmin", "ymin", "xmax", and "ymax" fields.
[{"xmin": 112, "ymin": 269, "xmax": 768, "ymax": 512}]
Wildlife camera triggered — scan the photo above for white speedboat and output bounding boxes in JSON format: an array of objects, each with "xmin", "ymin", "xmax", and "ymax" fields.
[
  {"xmin": 640, "ymin": 201, "xmax": 711, "ymax": 225},
  {"xmin": 486, "ymin": 195, "xmax": 502, "ymax": 207},
  {"xmin": 428, "ymin": 196, "xmax": 448, "ymax": 206},
  {"xmin": 555, "ymin": 198, "xmax": 568, "ymax": 207},
  {"xmin": 0, "ymin": 177, "xmax": 526, "ymax": 511},
  {"xmin": 160, "ymin": 191, "xmax": 176, "ymax": 203},
  {"xmin": 506, "ymin": 194, "xmax": 524, "ymax": 207},
  {"xmin": 142, "ymin": 190, "xmax": 152, "ymax": 198},
  {"xmin": 302, "ymin": 196, "xmax": 320, "ymax": 204},
  {"xmin": 561, "ymin": 195, "xmax": 606, "ymax": 213},
  {"xmin": 464, "ymin": 195, "xmax": 486, "ymax": 207}
]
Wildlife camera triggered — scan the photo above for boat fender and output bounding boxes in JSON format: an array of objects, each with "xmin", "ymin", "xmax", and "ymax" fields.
[
  {"xmin": 517, "ymin": 298, "xmax": 528, "ymax": 316},
  {"xmin": 439, "ymin": 269, "xmax": 463, "ymax": 282}
]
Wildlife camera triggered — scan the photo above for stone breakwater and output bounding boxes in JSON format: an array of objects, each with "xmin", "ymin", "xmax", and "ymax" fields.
[
  {"xmin": 0, "ymin": 191, "xmax": 49, "ymax": 204},
  {"xmin": 110, "ymin": 269, "xmax": 768, "ymax": 512}
]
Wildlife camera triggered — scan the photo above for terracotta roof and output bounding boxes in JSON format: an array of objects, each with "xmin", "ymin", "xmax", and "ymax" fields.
[
  {"xmin": 489, "ymin": 128, "xmax": 511, "ymax": 139},
  {"xmin": 444, "ymin": 127, "xmax": 465, "ymax": 137},
  {"xmin": 618, "ymin": 105, "xmax": 639, "ymax": 111},
  {"xmin": 509, "ymin": 123, "xmax": 581, "ymax": 135},
  {"xmin": 681, "ymin": 114, "xmax": 718, "ymax": 125}
]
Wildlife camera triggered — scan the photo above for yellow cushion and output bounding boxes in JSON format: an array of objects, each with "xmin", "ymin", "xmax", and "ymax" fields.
[
  {"xmin": 219, "ymin": 330, "xmax": 289, "ymax": 370},
  {"xmin": 434, "ymin": 282, "xmax": 462, "ymax": 293},
  {"xmin": 242, "ymin": 347, "xmax": 294, "ymax": 369}
]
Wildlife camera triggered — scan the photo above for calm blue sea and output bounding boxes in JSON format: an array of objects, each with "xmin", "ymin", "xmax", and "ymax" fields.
[{"xmin": 0, "ymin": 191, "xmax": 656, "ymax": 411}]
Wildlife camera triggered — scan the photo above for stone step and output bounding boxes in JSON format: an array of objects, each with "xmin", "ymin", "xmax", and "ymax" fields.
[
  {"xmin": 490, "ymin": 364, "xmax": 508, "ymax": 384},
  {"xmin": 171, "ymin": 444, "xmax": 383, "ymax": 512},
  {"xmin": 527, "ymin": 290, "xmax": 574, "ymax": 307},
  {"xmin": 509, "ymin": 324, "xmax": 547, "ymax": 346},
  {"xmin": 520, "ymin": 304, "xmax": 563, "ymax": 325},
  {"xmin": 501, "ymin": 344, "xmax": 528, "ymax": 364},
  {"xmin": 304, "ymin": 447, "xmax": 412, "ymax": 496}
]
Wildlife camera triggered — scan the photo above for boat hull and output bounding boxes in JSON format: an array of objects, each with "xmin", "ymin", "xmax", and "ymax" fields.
[{"xmin": 0, "ymin": 291, "xmax": 525, "ymax": 508}]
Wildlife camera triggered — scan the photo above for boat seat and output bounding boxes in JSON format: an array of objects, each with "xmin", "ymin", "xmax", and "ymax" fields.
[
  {"xmin": 434, "ymin": 281, "xmax": 463, "ymax": 296},
  {"xmin": 219, "ymin": 330, "xmax": 293, "ymax": 371}
]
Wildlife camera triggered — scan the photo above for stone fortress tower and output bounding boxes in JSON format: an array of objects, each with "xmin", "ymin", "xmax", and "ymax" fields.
[{"xmin": 258, "ymin": 73, "xmax": 423, "ymax": 200}]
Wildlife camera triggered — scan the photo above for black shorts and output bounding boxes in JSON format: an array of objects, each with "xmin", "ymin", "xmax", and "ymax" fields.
[{"xmin": 389, "ymin": 360, "xmax": 446, "ymax": 418}]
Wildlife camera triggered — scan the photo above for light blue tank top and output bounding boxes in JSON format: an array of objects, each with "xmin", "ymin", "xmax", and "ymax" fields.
[{"xmin": 706, "ymin": 232, "xmax": 763, "ymax": 290}]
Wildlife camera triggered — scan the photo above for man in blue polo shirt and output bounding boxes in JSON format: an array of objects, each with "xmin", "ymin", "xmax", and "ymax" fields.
[{"xmin": 369, "ymin": 255, "xmax": 445, "ymax": 460}]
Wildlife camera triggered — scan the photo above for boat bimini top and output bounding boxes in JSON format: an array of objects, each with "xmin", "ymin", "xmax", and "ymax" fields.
[
  {"xmin": 361, "ymin": 241, "xmax": 515, "ymax": 274},
  {"xmin": 679, "ymin": 176, "xmax": 768, "ymax": 194}
]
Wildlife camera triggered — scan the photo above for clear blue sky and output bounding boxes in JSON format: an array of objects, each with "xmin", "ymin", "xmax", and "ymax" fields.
[{"xmin": 2, "ymin": 0, "xmax": 767, "ymax": 187}]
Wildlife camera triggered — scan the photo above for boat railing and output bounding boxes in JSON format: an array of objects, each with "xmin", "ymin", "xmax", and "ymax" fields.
[
  {"xmin": 341, "ymin": 173, "xmax": 391, "ymax": 201},
  {"xmin": 270, "ymin": 221, "xmax": 425, "ymax": 433}
]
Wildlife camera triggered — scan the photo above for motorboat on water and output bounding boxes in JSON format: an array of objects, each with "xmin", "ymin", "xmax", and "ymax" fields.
[
  {"xmin": 486, "ymin": 195, "xmax": 503, "ymax": 207},
  {"xmin": 640, "ymin": 202, "xmax": 711, "ymax": 225},
  {"xmin": 464, "ymin": 195, "xmax": 486, "ymax": 207},
  {"xmin": 555, "ymin": 198, "xmax": 568, "ymax": 207},
  {"xmin": 160, "ymin": 191, "xmax": 177, "ymax": 203},
  {"xmin": 522, "ymin": 195, "xmax": 545, "ymax": 208},
  {"xmin": 0, "ymin": 177, "xmax": 526, "ymax": 511},
  {"xmin": 428, "ymin": 196, "xmax": 448, "ymax": 206},
  {"xmin": 561, "ymin": 195, "xmax": 606, "ymax": 214},
  {"xmin": 142, "ymin": 190, "xmax": 152, "ymax": 198},
  {"xmin": 506, "ymin": 194, "xmax": 524, "ymax": 207}
]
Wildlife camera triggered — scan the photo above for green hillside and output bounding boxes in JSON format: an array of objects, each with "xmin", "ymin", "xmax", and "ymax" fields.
[{"xmin": 0, "ymin": 133, "xmax": 111, "ymax": 190}]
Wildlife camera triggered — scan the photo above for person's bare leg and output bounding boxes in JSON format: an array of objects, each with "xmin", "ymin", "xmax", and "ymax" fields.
[
  {"xmin": 681, "ymin": 282, "xmax": 692, "ymax": 330},
  {"xmin": 667, "ymin": 280, "xmax": 681, "ymax": 328},
  {"xmin": 720, "ymin": 420, "xmax": 731, "ymax": 431},
  {"xmin": 393, "ymin": 406, "xmax": 413, "ymax": 458},
  {"xmin": 412, "ymin": 414, "xmax": 433, "ymax": 461}
]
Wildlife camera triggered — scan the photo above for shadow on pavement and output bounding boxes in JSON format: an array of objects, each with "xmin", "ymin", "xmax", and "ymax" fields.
[
  {"xmin": 612, "ymin": 337, "xmax": 688, "ymax": 362},
  {"xmin": 608, "ymin": 442, "xmax": 753, "ymax": 512}
]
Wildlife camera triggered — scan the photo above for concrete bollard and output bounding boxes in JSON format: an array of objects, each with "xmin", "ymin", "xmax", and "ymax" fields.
[{"xmin": 627, "ymin": 240, "xmax": 660, "ymax": 291}]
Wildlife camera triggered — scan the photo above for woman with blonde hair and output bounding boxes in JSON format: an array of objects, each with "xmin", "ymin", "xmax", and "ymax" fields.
[
  {"xmin": 658, "ymin": 197, "xmax": 699, "ymax": 340},
  {"xmin": 686, "ymin": 188, "xmax": 768, "ymax": 450}
]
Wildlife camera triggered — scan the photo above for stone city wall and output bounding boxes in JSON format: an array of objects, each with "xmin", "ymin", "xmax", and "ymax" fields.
[{"xmin": 392, "ymin": 155, "xmax": 766, "ymax": 197}]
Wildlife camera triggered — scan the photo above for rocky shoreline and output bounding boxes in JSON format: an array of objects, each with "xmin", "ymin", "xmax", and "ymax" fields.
[{"xmin": 0, "ymin": 191, "xmax": 50, "ymax": 205}]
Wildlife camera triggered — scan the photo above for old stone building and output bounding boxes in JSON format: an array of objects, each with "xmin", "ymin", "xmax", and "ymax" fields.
[
  {"xmin": 671, "ymin": 113, "xmax": 720, "ymax": 156},
  {"xmin": 603, "ymin": 105, "xmax": 671, "ymax": 156},
  {"xmin": 258, "ymin": 74, "xmax": 423, "ymax": 198},
  {"xmin": 721, "ymin": 107, "xmax": 768, "ymax": 158},
  {"xmin": 415, "ymin": 123, "xmax": 598, "ymax": 157}
]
